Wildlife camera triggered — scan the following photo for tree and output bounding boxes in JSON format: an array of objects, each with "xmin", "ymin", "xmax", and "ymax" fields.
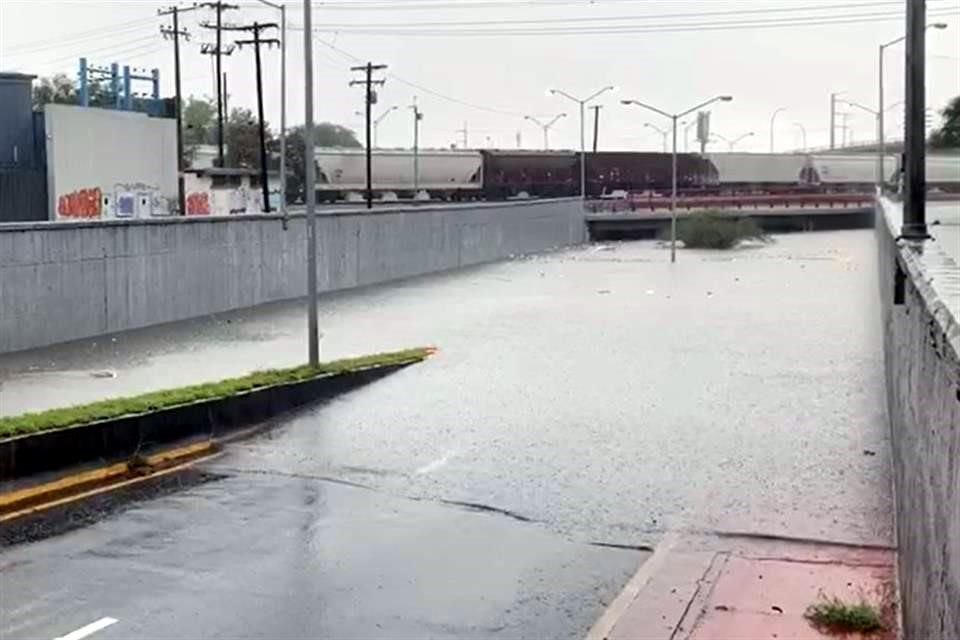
[
  {"xmin": 32, "ymin": 73, "xmax": 112, "ymax": 109},
  {"xmin": 226, "ymin": 107, "xmax": 274, "ymax": 169},
  {"xmin": 282, "ymin": 123, "xmax": 362, "ymax": 201},
  {"xmin": 929, "ymin": 95, "xmax": 960, "ymax": 149}
]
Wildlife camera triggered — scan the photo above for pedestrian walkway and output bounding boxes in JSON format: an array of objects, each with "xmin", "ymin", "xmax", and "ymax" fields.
[{"xmin": 589, "ymin": 533, "xmax": 896, "ymax": 640}]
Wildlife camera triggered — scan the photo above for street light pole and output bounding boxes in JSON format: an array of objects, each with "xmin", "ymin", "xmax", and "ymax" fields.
[
  {"xmin": 644, "ymin": 122, "xmax": 668, "ymax": 152},
  {"xmin": 622, "ymin": 95, "xmax": 734, "ymax": 262},
  {"xmin": 372, "ymin": 105, "xmax": 398, "ymax": 148},
  {"xmin": 794, "ymin": 122, "xmax": 807, "ymax": 149},
  {"xmin": 840, "ymin": 99, "xmax": 882, "ymax": 186},
  {"xmin": 524, "ymin": 114, "xmax": 566, "ymax": 150},
  {"xmin": 549, "ymin": 86, "xmax": 616, "ymax": 202},
  {"xmin": 770, "ymin": 107, "xmax": 785, "ymax": 153},
  {"xmin": 878, "ymin": 22, "xmax": 947, "ymax": 192},
  {"xmin": 302, "ymin": 0, "xmax": 318, "ymax": 365}
]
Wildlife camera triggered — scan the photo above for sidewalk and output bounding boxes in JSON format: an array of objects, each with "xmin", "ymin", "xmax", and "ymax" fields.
[{"xmin": 588, "ymin": 533, "xmax": 897, "ymax": 640}]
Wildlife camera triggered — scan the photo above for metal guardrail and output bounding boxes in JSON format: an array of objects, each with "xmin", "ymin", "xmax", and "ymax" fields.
[{"xmin": 588, "ymin": 192, "xmax": 875, "ymax": 213}]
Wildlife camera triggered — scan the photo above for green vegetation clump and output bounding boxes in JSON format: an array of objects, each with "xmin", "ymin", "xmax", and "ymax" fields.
[
  {"xmin": 0, "ymin": 347, "xmax": 432, "ymax": 439},
  {"xmin": 804, "ymin": 596, "xmax": 885, "ymax": 634},
  {"xmin": 674, "ymin": 212, "xmax": 766, "ymax": 249}
]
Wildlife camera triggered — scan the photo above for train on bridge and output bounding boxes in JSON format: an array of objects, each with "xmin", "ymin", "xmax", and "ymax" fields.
[{"xmin": 310, "ymin": 148, "xmax": 960, "ymax": 202}]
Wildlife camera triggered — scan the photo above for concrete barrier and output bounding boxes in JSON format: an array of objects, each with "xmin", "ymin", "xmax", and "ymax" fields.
[
  {"xmin": 0, "ymin": 199, "xmax": 584, "ymax": 353},
  {"xmin": 876, "ymin": 198, "xmax": 960, "ymax": 639}
]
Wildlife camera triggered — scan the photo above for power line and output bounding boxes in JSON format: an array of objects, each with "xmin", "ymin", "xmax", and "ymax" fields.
[
  {"xmin": 315, "ymin": 38, "xmax": 529, "ymax": 118},
  {"xmin": 2, "ymin": 17, "xmax": 157, "ymax": 55},
  {"xmin": 300, "ymin": 8, "xmax": 959, "ymax": 36},
  {"xmin": 312, "ymin": 0, "xmax": 943, "ymax": 28}
]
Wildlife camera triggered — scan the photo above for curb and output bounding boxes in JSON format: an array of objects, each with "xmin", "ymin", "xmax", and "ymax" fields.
[
  {"xmin": 0, "ymin": 362, "xmax": 411, "ymax": 481},
  {"xmin": 0, "ymin": 440, "xmax": 216, "ymax": 522}
]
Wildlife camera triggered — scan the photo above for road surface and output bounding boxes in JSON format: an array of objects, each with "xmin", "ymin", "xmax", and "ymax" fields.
[{"xmin": 0, "ymin": 231, "xmax": 893, "ymax": 639}]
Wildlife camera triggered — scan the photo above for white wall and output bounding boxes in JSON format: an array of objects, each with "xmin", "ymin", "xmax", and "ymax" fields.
[{"xmin": 45, "ymin": 104, "xmax": 177, "ymax": 220}]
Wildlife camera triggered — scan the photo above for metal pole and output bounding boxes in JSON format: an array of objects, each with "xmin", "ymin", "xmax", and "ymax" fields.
[
  {"xmin": 252, "ymin": 24, "xmax": 270, "ymax": 212},
  {"xmin": 591, "ymin": 105, "xmax": 601, "ymax": 152},
  {"xmin": 543, "ymin": 126, "xmax": 548, "ymax": 150},
  {"xmin": 365, "ymin": 63, "xmax": 373, "ymax": 210},
  {"xmin": 770, "ymin": 108, "xmax": 785, "ymax": 153},
  {"xmin": 903, "ymin": 0, "xmax": 927, "ymax": 239},
  {"xmin": 878, "ymin": 45, "xmax": 886, "ymax": 189},
  {"xmin": 303, "ymin": 0, "xmax": 319, "ymax": 366},
  {"xmin": 579, "ymin": 100, "xmax": 586, "ymax": 201},
  {"xmin": 412, "ymin": 99, "xmax": 420, "ymax": 196},
  {"xmin": 279, "ymin": 4, "xmax": 286, "ymax": 214},
  {"xmin": 216, "ymin": 4, "xmax": 225, "ymax": 166},
  {"xmin": 830, "ymin": 93, "xmax": 837, "ymax": 150},
  {"xmin": 173, "ymin": 9, "xmax": 186, "ymax": 216},
  {"xmin": 671, "ymin": 115, "xmax": 678, "ymax": 264}
]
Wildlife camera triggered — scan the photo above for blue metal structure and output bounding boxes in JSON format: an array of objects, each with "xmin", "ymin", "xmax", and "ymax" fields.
[{"xmin": 78, "ymin": 57, "xmax": 161, "ymax": 114}]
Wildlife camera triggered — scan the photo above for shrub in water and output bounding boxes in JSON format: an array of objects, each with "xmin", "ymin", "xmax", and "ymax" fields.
[{"xmin": 674, "ymin": 212, "xmax": 766, "ymax": 249}]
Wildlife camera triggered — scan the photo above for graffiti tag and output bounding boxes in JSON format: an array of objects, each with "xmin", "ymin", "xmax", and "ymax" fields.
[
  {"xmin": 58, "ymin": 187, "xmax": 102, "ymax": 219},
  {"xmin": 186, "ymin": 192, "xmax": 211, "ymax": 216}
]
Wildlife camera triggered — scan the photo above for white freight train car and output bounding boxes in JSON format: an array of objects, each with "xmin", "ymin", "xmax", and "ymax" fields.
[
  {"xmin": 703, "ymin": 152, "xmax": 900, "ymax": 189},
  {"xmin": 314, "ymin": 148, "xmax": 483, "ymax": 201}
]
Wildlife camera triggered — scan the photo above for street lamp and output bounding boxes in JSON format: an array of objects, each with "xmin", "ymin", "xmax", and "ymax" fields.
[
  {"xmin": 525, "ymin": 113, "xmax": 567, "ymax": 150},
  {"xmin": 840, "ymin": 98, "xmax": 885, "ymax": 186},
  {"xmin": 713, "ymin": 131, "xmax": 754, "ymax": 151},
  {"xmin": 683, "ymin": 120, "xmax": 697, "ymax": 151},
  {"xmin": 644, "ymin": 122, "xmax": 668, "ymax": 152},
  {"xmin": 770, "ymin": 107, "xmax": 786, "ymax": 153},
  {"xmin": 549, "ymin": 86, "xmax": 616, "ymax": 202},
  {"xmin": 878, "ymin": 22, "xmax": 947, "ymax": 188},
  {"xmin": 373, "ymin": 105, "xmax": 398, "ymax": 148},
  {"xmin": 621, "ymin": 95, "xmax": 733, "ymax": 262},
  {"xmin": 793, "ymin": 122, "xmax": 807, "ymax": 149}
]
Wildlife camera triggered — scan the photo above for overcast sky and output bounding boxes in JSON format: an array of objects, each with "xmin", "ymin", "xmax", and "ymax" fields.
[{"xmin": 2, "ymin": 0, "xmax": 958, "ymax": 153}]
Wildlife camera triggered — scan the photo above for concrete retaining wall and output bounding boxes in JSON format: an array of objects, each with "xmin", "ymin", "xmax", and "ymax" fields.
[
  {"xmin": 0, "ymin": 199, "xmax": 584, "ymax": 353},
  {"xmin": 876, "ymin": 199, "xmax": 960, "ymax": 639}
]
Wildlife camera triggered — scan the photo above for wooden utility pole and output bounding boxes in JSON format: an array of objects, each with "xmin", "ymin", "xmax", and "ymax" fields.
[
  {"xmin": 200, "ymin": 1, "xmax": 238, "ymax": 167},
  {"xmin": 590, "ymin": 105, "xmax": 602, "ymax": 152},
  {"xmin": 350, "ymin": 62, "xmax": 387, "ymax": 209},
  {"xmin": 159, "ymin": 5, "xmax": 195, "ymax": 215},
  {"xmin": 232, "ymin": 22, "xmax": 280, "ymax": 212}
]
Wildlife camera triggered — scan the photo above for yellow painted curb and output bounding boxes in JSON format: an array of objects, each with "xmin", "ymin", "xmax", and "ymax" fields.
[{"xmin": 0, "ymin": 440, "xmax": 216, "ymax": 518}]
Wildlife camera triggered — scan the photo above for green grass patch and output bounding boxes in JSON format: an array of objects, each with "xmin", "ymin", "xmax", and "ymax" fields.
[
  {"xmin": 805, "ymin": 596, "xmax": 885, "ymax": 634},
  {"xmin": 674, "ymin": 211, "xmax": 767, "ymax": 249},
  {"xmin": 0, "ymin": 347, "xmax": 433, "ymax": 439}
]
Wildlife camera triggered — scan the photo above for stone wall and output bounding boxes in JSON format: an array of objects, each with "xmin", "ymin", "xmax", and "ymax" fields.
[
  {"xmin": 0, "ymin": 199, "xmax": 584, "ymax": 353},
  {"xmin": 876, "ymin": 198, "xmax": 960, "ymax": 639}
]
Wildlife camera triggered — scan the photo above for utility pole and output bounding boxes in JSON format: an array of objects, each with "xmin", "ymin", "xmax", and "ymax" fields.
[
  {"xmin": 222, "ymin": 72, "xmax": 228, "ymax": 149},
  {"xmin": 411, "ymin": 98, "xmax": 423, "ymax": 196},
  {"xmin": 456, "ymin": 121, "xmax": 468, "ymax": 148},
  {"xmin": 350, "ymin": 62, "xmax": 387, "ymax": 209},
  {"xmin": 590, "ymin": 105, "xmax": 602, "ymax": 152},
  {"xmin": 829, "ymin": 92, "xmax": 840, "ymax": 150},
  {"xmin": 303, "ymin": 0, "xmax": 318, "ymax": 365},
  {"xmin": 232, "ymin": 21, "xmax": 280, "ymax": 213},
  {"xmin": 903, "ymin": 0, "xmax": 927, "ymax": 239},
  {"xmin": 159, "ymin": 5, "xmax": 196, "ymax": 216},
  {"xmin": 200, "ymin": 1, "xmax": 237, "ymax": 167}
]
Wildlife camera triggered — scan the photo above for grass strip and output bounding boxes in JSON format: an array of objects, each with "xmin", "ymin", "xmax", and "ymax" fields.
[{"xmin": 0, "ymin": 347, "xmax": 433, "ymax": 439}]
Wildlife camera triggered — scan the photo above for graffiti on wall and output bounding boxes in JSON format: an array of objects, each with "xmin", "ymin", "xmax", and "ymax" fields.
[
  {"xmin": 186, "ymin": 192, "xmax": 211, "ymax": 216},
  {"xmin": 57, "ymin": 183, "xmax": 172, "ymax": 220},
  {"xmin": 57, "ymin": 187, "xmax": 102, "ymax": 219}
]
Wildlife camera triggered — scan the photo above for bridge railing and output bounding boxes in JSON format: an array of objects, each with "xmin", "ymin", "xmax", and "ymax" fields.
[{"xmin": 588, "ymin": 192, "xmax": 875, "ymax": 213}]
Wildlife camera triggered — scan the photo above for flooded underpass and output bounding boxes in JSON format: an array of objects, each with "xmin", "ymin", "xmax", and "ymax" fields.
[{"xmin": 0, "ymin": 231, "xmax": 893, "ymax": 639}]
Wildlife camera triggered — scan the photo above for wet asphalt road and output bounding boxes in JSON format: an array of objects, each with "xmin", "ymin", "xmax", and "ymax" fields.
[{"xmin": 0, "ymin": 231, "xmax": 893, "ymax": 639}]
